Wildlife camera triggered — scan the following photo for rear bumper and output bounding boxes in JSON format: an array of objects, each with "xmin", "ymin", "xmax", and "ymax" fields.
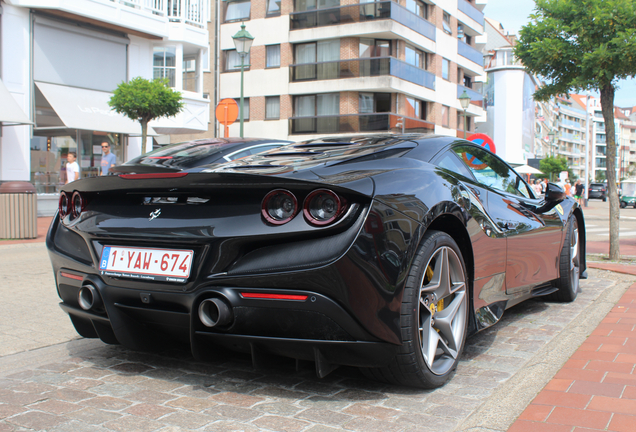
[{"xmin": 55, "ymin": 268, "xmax": 398, "ymax": 368}]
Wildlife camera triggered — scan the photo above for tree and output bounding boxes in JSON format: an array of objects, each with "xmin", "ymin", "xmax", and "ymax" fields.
[
  {"xmin": 109, "ymin": 77, "xmax": 184, "ymax": 154},
  {"xmin": 539, "ymin": 155, "xmax": 569, "ymax": 182},
  {"xmin": 514, "ymin": 0, "xmax": 636, "ymax": 260}
]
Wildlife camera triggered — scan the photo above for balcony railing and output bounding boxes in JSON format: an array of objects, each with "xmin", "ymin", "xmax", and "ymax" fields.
[
  {"xmin": 290, "ymin": 57, "xmax": 435, "ymax": 90},
  {"xmin": 457, "ymin": 0, "xmax": 484, "ymax": 25},
  {"xmin": 457, "ymin": 84, "xmax": 483, "ymax": 107},
  {"xmin": 458, "ymin": 40, "xmax": 483, "ymax": 66},
  {"xmin": 110, "ymin": 0, "xmax": 207, "ymax": 27},
  {"xmin": 289, "ymin": 113, "xmax": 435, "ymax": 135},
  {"xmin": 290, "ymin": 1, "xmax": 436, "ymax": 42}
]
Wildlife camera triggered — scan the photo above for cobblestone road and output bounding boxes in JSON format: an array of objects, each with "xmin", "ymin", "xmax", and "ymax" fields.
[{"xmin": 1, "ymin": 242, "xmax": 632, "ymax": 432}]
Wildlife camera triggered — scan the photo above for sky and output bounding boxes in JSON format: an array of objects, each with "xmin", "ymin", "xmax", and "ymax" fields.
[{"xmin": 485, "ymin": 0, "xmax": 636, "ymax": 108}]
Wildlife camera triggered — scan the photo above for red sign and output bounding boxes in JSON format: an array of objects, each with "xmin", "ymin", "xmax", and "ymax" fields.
[{"xmin": 467, "ymin": 133, "xmax": 496, "ymax": 154}]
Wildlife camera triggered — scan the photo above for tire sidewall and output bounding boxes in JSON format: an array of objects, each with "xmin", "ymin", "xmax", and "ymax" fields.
[{"xmin": 403, "ymin": 231, "xmax": 469, "ymax": 387}]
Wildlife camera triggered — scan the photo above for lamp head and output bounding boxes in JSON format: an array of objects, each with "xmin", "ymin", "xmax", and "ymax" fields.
[
  {"xmin": 232, "ymin": 23, "xmax": 255, "ymax": 55},
  {"xmin": 459, "ymin": 90, "xmax": 471, "ymax": 110}
]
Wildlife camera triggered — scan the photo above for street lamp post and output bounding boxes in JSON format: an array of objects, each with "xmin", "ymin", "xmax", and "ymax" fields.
[
  {"xmin": 459, "ymin": 90, "xmax": 471, "ymax": 139},
  {"xmin": 548, "ymin": 130, "xmax": 555, "ymax": 158},
  {"xmin": 232, "ymin": 23, "xmax": 254, "ymax": 138}
]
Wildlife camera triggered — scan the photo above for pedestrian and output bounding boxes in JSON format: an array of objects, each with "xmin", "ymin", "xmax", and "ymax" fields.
[
  {"xmin": 565, "ymin": 181, "xmax": 572, "ymax": 196},
  {"xmin": 100, "ymin": 141, "xmax": 117, "ymax": 175},
  {"xmin": 574, "ymin": 179, "xmax": 584, "ymax": 206},
  {"xmin": 65, "ymin": 152, "xmax": 79, "ymax": 184},
  {"xmin": 541, "ymin": 178, "xmax": 548, "ymax": 195}
]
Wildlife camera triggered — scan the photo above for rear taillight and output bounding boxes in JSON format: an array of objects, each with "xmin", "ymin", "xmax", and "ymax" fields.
[
  {"xmin": 261, "ymin": 189, "xmax": 298, "ymax": 225},
  {"xmin": 303, "ymin": 189, "xmax": 343, "ymax": 226},
  {"xmin": 71, "ymin": 191, "xmax": 84, "ymax": 219},
  {"xmin": 58, "ymin": 192, "xmax": 70, "ymax": 218}
]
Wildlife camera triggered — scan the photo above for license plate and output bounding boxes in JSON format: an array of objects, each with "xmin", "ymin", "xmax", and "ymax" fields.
[{"xmin": 99, "ymin": 246, "xmax": 193, "ymax": 283}]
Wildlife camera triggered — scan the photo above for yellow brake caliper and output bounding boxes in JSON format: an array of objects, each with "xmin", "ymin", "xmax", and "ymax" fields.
[{"xmin": 425, "ymin": 265, "xmax": 444, "ymax": 328}]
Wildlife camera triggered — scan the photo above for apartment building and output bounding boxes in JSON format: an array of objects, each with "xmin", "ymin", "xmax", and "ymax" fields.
[
  {"xmin": 554, "ymin": 95, "xmax": 587, "ymax": 179},
  {"xmin": 218, "ymin": 0, "xmax": 487, "ymax": 140},
  {"xmin": 0, "ymin": 0, "xmax": 211, "ymax": 213}
]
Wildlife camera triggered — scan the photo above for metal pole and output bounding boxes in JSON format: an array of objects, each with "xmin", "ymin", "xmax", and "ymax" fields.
[
  {"xmin": 584, "ymin": 94, "xmax": 590, "ymax": 206},
  {"xmin": 239, "ymin": 54, "xmax": 245, "ymax": 138},
  {"xmin": 463, "ymin": 109, "xmax": 467, "ymax": 139}
]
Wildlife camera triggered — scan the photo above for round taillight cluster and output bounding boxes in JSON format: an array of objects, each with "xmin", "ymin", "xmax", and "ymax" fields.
[
  {"xmin": 303, "ymin": 189, "xmax": 342, "ymax": 226},
  {"xmin": 261, "ymin": 188, "xmax": 345, "ymax": 226},
  {"xmin": 59, "ymin": 191, "xmax": 85, "ymax": 219},
  {"xmin": 71, "ymin": 192, "xmax": 84, "ymax": 218},
  {"xmin": 58, "ymin": 192, "xmax": 70, "ymax": 217}
]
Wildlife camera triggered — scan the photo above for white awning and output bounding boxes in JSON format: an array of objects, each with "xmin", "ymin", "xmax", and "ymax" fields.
[
  {"xmin": 35, "ymin": 81, "xmax": 155, "ymax": 136},
  {"xmin": 0, "ymin": 78, "xmax": 32, "ymax": 125}
]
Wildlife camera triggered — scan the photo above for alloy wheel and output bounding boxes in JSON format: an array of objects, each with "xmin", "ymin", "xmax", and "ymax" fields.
[{"xmin": 418, "ymin": 246, "xmax": 467, "ymax": 376}]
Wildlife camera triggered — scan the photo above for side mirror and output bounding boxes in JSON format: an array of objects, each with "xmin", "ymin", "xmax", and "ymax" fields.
[{"xmin": 545, "ymin": 182, "xmax": 565, "ymax": 201}]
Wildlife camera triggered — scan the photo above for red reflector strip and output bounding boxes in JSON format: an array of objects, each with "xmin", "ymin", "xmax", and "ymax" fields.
[
  {"xmin": 240, "ymin": 292, "xmax": 308, "ymax": 301},
  {"xmin": 119, "ymin": 172, "xmax": 188, "ymax": 179},
  {"xmin": 60, "ymin": 272, "xmax": 83, "ymax": 281},
  {"xmin": 147, "ymin": 156, "xmax": 173, "ymax": 159}
]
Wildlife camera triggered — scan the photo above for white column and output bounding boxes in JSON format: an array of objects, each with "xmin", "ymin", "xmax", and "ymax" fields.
[{"xmin": 1, "ymin": 5, "xmax": 32, "ymax": 182}]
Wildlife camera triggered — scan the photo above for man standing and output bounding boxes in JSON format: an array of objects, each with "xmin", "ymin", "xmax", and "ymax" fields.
[
  {"xmin": 66, "ymin": 152, "xmax": 80, "ymax": 184},
  {"xmin": 100, "ymin": 141, "xmax": 117, "ymax": 175}
]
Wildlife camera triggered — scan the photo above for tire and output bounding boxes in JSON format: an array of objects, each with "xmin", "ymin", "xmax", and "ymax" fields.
[
  {"xmin": 621, "ymin": 201, "xmax": 627, "ymax": 208},
  {"xmin": 362, "ymin": 230, "xmax": 469, "ymax": 388},
  {"xmin": 548, "ymin": 216, "xmax": 580, "ymax": 302}
]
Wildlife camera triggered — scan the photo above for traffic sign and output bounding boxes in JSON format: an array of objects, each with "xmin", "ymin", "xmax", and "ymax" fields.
[
  {"xmin": 467, "ymin": 133, "xmax": 496, "ymax": 154},
  {"xmin": 216, "ymin": 99, "xmax": 239, "ymax": 137}
]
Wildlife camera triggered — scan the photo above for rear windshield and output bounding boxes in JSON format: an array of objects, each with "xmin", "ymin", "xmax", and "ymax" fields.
[
  {"xmin": 623, "ymin": 183, "xmax": 636, "ymax": 195},
  {"xmin": 125, "ymin": 141, "xmax": 231, "ymax": 167}
]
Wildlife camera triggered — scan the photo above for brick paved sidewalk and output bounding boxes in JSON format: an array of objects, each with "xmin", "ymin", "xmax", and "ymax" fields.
[{"xmin": 509, "ymin": 277, "xmax": 636, "ymax": 432}]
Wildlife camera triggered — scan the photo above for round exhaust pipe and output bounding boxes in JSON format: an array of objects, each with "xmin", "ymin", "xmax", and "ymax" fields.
[
  {"xmin": 198, "ymin": 298, "xmax": 233, "ymax": 328},
  {"xmin": 78, "ymin": 284, "xmax": 102, "ymax": 311}
]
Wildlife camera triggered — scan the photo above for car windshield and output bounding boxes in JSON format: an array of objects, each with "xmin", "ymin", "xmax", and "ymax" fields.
[{"xmin": 623, "ymin": 183, "xmax": 636, "ymax": 196}]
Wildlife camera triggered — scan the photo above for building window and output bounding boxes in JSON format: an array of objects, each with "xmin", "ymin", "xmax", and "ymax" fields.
[
  {"xmin": 294, "ymin": 0, "xmax": 339, "ymax": 12},
  {"xmin": 266, "ymin": 0, "xmax": 281, "ymax": 16},
  {"xmin": 294, "ymin": 39, "xmax": 340, "ymax": 80},
  {"xmin": 443, "ymin": 12, "xmax": 452, "ymax": 35},
  {"xmin": 463, "ymin": 74, "xmax": 472, "ymax": 88},
  {"xmin": 234, "ymin": 98, "xmax": 250, "ymax": 120},
  {"xmin": 442, "ymin": 58, "xmax": 450, "ymax": 80},
  {"xmin": 359, "ymin": 38, "xmax": 391, "ymax": 57},
  {"xmin": 266, "ymin": 96, "xmax": 280, "ymax": 119},
  {"xmin": 225, "ymin": 49, "xmax": 250, "ymax": 71},
  {"xmin": 405, "ymin": 0, "xmax": 428, "ymax": 19},
  {"xmin": 153, "ymin": 46, "xmax": 176, "ymax": 87},
  {"xmin": 226, "ymin": 0, "xmax": 251, "ymax": 21},
  {"xmin": 405, "ymin": 44, "xmax": 422, "ymax": 68},
  {"xmin": 406, "ymin": 97, "xmax": 424, "ymax": 119},
  {"xmin": 266, "ymin": 45, "xmax": 281, "ymax": 68},
  {"xmin": 442, "ymin": 105, "xmax": 450, "ymax": 127},
  {"xmin": 183, "ymin": 56, "xmax": 199, "ymax": 92}
]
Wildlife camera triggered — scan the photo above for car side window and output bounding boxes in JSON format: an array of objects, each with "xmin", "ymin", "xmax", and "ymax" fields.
[
  {"xmin": 437, "ymin": 151, "xmax": 475, "ymax": 180},
  {"xmin": 451, "ymin": 145, "xmax": 528, "ymax": 198}
]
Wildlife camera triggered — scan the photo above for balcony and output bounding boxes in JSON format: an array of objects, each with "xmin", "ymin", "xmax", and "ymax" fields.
[
  {"xmin": 289, "ymin": 113, "xmax": 435, "ymax": 135},
  {"xmin": 290, "ymin": 57, "xmax": 435, "ymax": 90},
  {"xmin": 458, "ymin": 40, "xmax": 483, "ymax": 66},
  {"xmin": 290, "ymin": 1, "xmax": 436, "ymax": 42},
  {"xmin": 457, "ymin": 0, "xmax": 484, "ymax": 26},
  {"xmin": 11, "ymin": 0, "xmax": 208, "ymax": 39}
]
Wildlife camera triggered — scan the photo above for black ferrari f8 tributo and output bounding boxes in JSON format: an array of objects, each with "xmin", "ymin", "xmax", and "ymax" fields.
[{"xmin": 47, "ymin": 134, "xmax": 586, "ymax": 388}]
